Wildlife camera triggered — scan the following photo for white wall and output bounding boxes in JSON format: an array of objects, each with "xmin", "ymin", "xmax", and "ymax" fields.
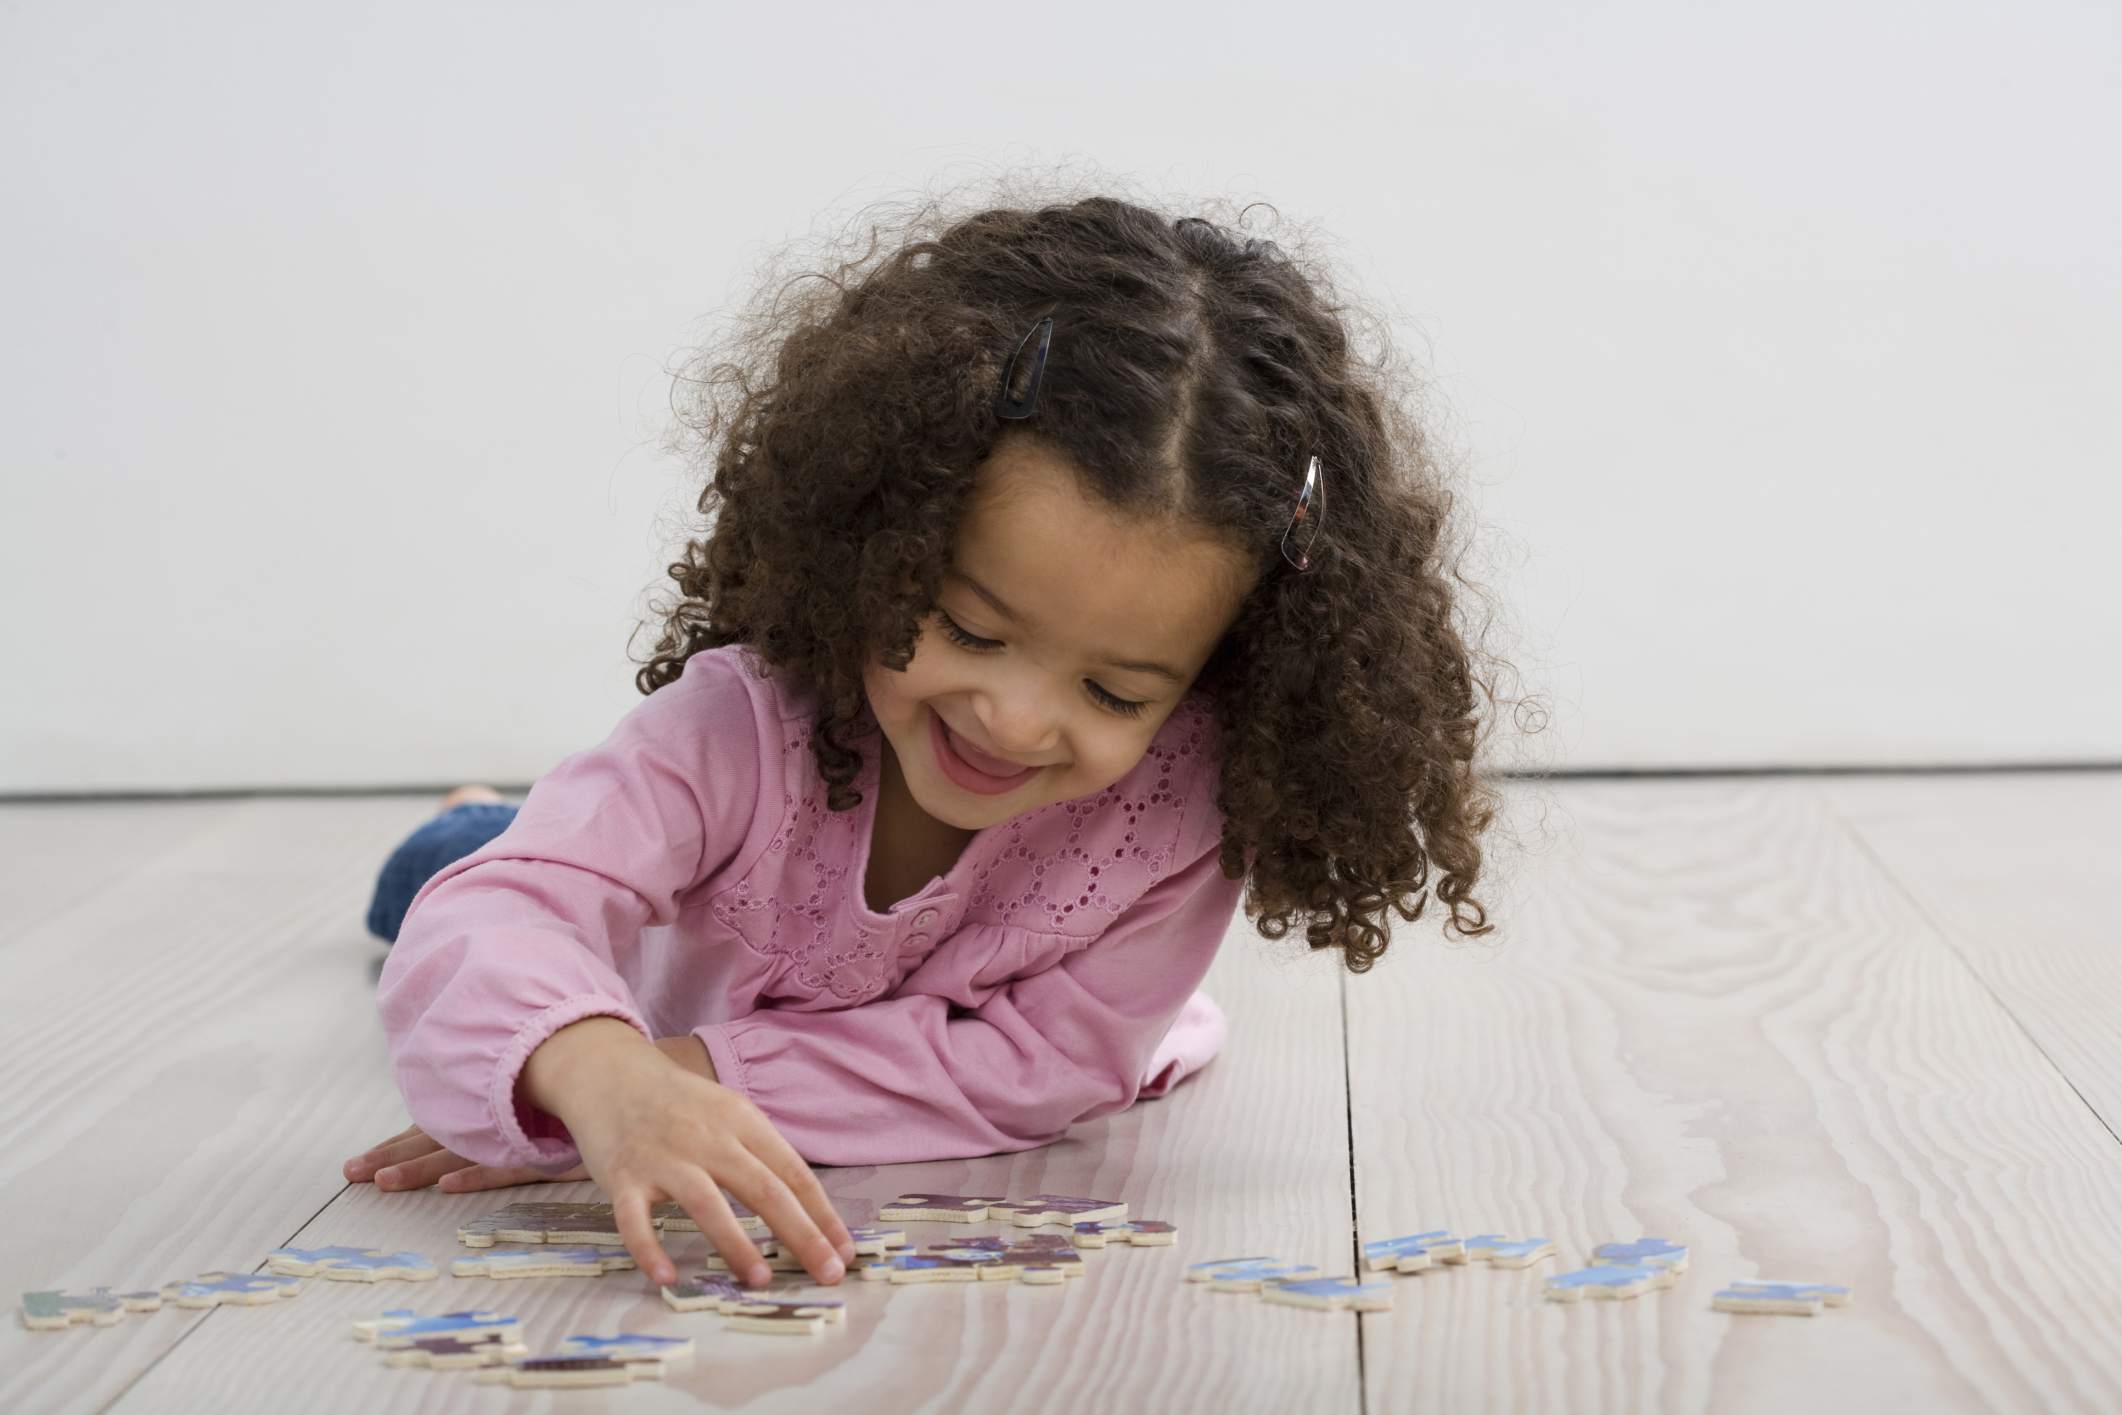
[{"xmin": 4, "ymin": 0, "xmax": 2116, "ymax": 793}]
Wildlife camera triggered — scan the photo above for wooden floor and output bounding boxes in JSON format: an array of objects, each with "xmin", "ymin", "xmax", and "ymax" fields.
[{"xmin": 3, "ymin": 774, "xmax": 2120, "ymax": 1414}]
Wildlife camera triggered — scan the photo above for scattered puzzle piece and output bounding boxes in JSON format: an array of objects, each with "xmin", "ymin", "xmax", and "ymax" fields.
[
  {"xmin": 876, "ymin": 1194, "xmax": 1009, "ymax": 1223},
  {"xmin": 1360, "ymin": 1232, "xmax": 1464, "ymax": 1273},
  {"xmin": 1186, "ymin": 1259, "xmax": 1324, "ymax": 1292},
  {"xmin": 556, "ymin": 1333, "xmax": 697, "ymax": 1363},
  {"xmin": 473, "ymin": 1354, "xmax": 671, "ymax": 1388},
  {"xmin": 926, "ymin": 1242, "xmax": 1086, "ymax": 1285},
  {"xmin": 20, "ymin": 1288, "xmax": 162, "ymax": 1331},
  {"xmin": 844, "ymin": 1245, "xmax": 917, "ymax": 1278},
  {"xmin": 653, "ymin": 1196, "xmax": 769, "ymax": 1236},
  {"xmin": 847, "ymin": 1225, "xmax": 910, "ymax": 1254},
  {"xmin": 986, "ymin": 1195, "xmax": 1129, "ymax": 1228},
  {"xmin": 1543, "ymin": 1263, "xmax": 1680, "ymax": 1302},
  {"xmin": 265, "ymin": 1246, "xmax": 438, "ymax": 1282},
  {"xmin": 1462, "ymin": 1235, "xmax": 1558, "ymax": 1269},
  {"xmin": 1071, "ymin": 1220, "xmax": 1177, "ymax": 1249},
  {"xmin": 450, "ymin": 1247, "xmax": 636, "ymax": 1280},
  {"xmin": 723, "ymin": 1299, "xmax": 850, "ymax": 1335},
  {"xmin": 858, "ymin": 1252, "xmax": 993, "ymax": 1284},
  {"xmin": 382, "ymin": 1333, "xmax": 530, "ymax": 1370},
  {"xmin": 159, "ymin": 1272, "xmax": 304, "ymax": 1309},
  {"xmin": 458, "ymin": 1202, "xmax": 627, "ymax": 1248},
  {"xmin": 1590, "ymin": 1238, "xmax": 1689, "ymax": 1275},
  {"xmin": 1712, "ymin": 1280, "xmax": 1854, "ymax": 1316},
  {"xmin": 661, "ymin": 1273, "xmax": 751, "ymax": 1313},
  {"xmin": 1261, "ymin": 1277, "xmax": 1397, "ymax": 1313},
  {"xmin": 701, "ymin": 1236, "xmax": 808, "ymax": 1274},
  {"xmin": 354, "ymin": 1308, "xmax": 523, "ymax": 1347}
]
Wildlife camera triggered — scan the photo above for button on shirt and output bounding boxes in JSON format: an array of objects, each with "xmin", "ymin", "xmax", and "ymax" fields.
[{"xmin": 376, "ymin": 645, "xmax": 1241, "ymax": 1170}]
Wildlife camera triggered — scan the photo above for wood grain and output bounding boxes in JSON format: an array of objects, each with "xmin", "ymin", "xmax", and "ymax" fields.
[
  {"xmin": 1346, "ymin": 778, "xmax": 2122, "ymax": 1414},
  {"xmin": 0, "ymin": 799, "xmax": 427, "ymax": 1414},
  {"xmin": 1821, "ymin": 772, "xmax": 2122, "ymax": 1141}
]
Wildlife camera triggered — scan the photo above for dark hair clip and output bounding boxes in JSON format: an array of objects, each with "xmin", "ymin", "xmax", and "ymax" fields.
[{"xmin": 996, "ymin": 315, "xmax": 1054, "ymax": 420}]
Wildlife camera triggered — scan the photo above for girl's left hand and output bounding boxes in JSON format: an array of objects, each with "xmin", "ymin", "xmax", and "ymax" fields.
[{"xmin": 344, "ymin": 1121, "xmax": 588, "ymax": 1192}]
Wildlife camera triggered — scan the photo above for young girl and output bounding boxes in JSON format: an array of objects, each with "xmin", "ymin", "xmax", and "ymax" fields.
[{"xmin": 345, "ymin": 189, "xmax": 1511, "ymax": 1295}]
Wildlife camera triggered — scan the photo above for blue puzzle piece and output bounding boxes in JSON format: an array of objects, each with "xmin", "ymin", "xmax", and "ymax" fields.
[
  {"xmin": 1543, "ymin": 1263, "xmax": 1676, "ymax": 1302},
  {"xmin": 1590, "ymin": 1238, "xmax": 1688, "ymax": 1271},
  {"xmin": 355, "ymin": 1308, "xmax": 522, "ymax": 1346},
  {"xmin": 1188, "ymin": 1258, "xmax": 1323, "ymax": 1290},
  {"xmin": 556, "ymin": 1333, "xmax": 695, "ymax": 1361},
  {"xmin": 1262, "ymin": 1276, "xmax": 1397, "ymax": 1311},
  {"xmin": 1462, "ymin": 1234, "xmax": 1557, "ymax": 1267}
]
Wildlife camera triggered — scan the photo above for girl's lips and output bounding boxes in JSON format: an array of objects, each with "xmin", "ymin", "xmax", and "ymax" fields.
[{"xmin": 930, "ymin": 712, "xmax": 1037, "ymax": 795}]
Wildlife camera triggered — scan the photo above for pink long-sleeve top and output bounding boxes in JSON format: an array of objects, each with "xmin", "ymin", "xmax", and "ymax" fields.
[{"xmin": 376, "ymin": 643, "xmax": 1243, "ymax": 1172}]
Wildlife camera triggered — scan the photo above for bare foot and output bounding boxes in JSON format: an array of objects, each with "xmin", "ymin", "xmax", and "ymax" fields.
[{"xmin": 437, "ymin": 784, "xmax": 505, "ymax": 813}]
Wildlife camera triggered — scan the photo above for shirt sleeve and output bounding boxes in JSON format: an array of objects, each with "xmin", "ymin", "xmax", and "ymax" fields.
[
  {"xmin": 694, "ymin": 831, "xmax": 1246, "ymax": 1165},
  {"xmin": 374, "ymin": 652, "xmax": 763, "ymax": 1173}
]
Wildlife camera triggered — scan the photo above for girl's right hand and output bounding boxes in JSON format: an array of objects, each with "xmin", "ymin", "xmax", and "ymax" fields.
[{"xmin": 523, "ymin": 1016, "xmax": 857, "ymax": 1290}]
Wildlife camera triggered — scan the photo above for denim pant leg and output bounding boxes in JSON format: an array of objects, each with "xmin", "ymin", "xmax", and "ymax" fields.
[{"xmin": 366, "ymin": 801, "xmax": 520, "ymax": 944}]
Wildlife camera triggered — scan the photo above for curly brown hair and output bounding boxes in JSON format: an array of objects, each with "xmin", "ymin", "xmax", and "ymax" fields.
[{"xmin": 631, "ymin": 169, "xmax": 1544, "ymax": 972}]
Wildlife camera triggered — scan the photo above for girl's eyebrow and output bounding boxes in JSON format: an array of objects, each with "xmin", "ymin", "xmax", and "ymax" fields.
[{"xmin": 948, "ymin": 568, "xmax": 1187, "ymax": 685}]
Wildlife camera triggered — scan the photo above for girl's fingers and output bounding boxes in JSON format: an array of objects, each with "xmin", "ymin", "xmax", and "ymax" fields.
[
  {"xmin": 753, "ymin": 1130, "xmax": 855, "ymax": 1261},
  {"xmin": 614, "ymin": 1191, "xmax": 682, "ymax": 1289},
  {"xmin": 722, "ymin": 1155, "xmax": 842, "ymax": 1286},
  {"xmin": 374, "ymin": 1149, "xmax": 477, "ymax": 1192},
  {"xmin": 437, "ymin": 1163, "xmax": 551, "ymax": 1193},
  {"xmin": 345, "ymin": 1125, "xmax": 444, "ymax": 1179},
  {"xmin": 664, "ymin": 1175, "xmax": 772, "ymax": 1288}
]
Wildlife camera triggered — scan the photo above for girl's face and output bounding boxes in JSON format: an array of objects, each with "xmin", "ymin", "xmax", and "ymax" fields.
[{"xmin": 863, "ymin": 438, "xmax": 1257, "ymax": 837}]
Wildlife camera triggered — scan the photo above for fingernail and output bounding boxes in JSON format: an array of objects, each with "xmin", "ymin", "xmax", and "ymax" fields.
[
  {"xmin": 839, "ymin": 1243, "xmax": 857, "ymax": 1263},
  {"xmin": 747, "ymin": 1265, "xmax": 771, "ymax": 1287},
  {"xmin": 821, "ymin": 1257, "xmax": 845, "ymax": 1282},
  {"xmin": 375, "ymin": 1167, "xmax": 397, "ymax": 1186},
  {"xmin": 345, "ymin": 1160, "xmax": 368, "ymax": 1178}
]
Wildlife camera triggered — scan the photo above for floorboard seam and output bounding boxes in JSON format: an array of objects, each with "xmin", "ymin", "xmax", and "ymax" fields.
[
  {"xmin": 1341, "ymin": 967, "xmax": 1366, "ymax": 1413},
  {"xmin": 98, "ymin": 1182, "xmax": 355, "ymax": 1414},
  {"xmin": 1826, "ymin": 791, "xmax": 2122, "ymax": 1155}
]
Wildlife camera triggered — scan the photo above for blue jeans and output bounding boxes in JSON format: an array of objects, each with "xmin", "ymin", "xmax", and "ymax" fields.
[{"xmin": 366, "ymin": 801, "xmax": 520, "ymax": 944}]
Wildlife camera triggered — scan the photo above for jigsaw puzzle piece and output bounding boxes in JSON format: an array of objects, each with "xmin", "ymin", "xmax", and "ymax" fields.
[
  {"xmin": 1071, "ymin": 1220, "xmax": 1177, "ymax": 1249},
  {"xmin": 1462, "ymin": 1235, "xmax": 1558, "ymax": 1269},
  {"xmin": 1360, "ymin": 1231, "xmax": 1464, "ymax": 1273},
  {"xmin": 160, "ymin": 1272, "xmax": 304, "ymax": 1309},
  {"xmin": 381, "ymin": 1333, "xmax": 529, "ymax": 1369},
  {"xmin": 353, "ymin": 1307, "xmax": 523, "ymax": 1347},
  {"xmin": 473, "ymin": 1354, "xmax": 667, "ymax": 1388},
  {"xmin": 1711, "ymin": 1280, "xmax": 1854, "ymax": 1315},
  {"xmin": 986, "ymin": 1195, "xmax": 1129, "ymax": 1228},
  {"xmin": 876, "ymin": 1194, "xmax": 1009, "ymax": 1223},
  {"xmin": 555, "ymin": 1333, "xmax": 697, "ymax": 1363},
  {"xmin": 1186, "ymin": 1258, "xmax": 1324, "ymax": 1292},
  {"xmin": 722, "ymin": 1299, "xmax": 850, "ymax": 1334},
  {"xmin": 1590, "ymin": 1238, "xmax": 1688, "ymax": 1275},
  {"xmin": 1543, "ymin": 1263, "xmax": 1680, "ymax": 1302},
  {"xmin": 458, "ymin": 1202, "xmax": 625, "ymax": 1248},
  {"xmin": 266, "ymin": 1246, "xmax": 437, "ymax": 1282},
  {"xmin": 652, "ymin": 1195, "xmax": 768, "ymax": 1236},
  {"xmin": 1260, "ymin": 1277, "xmax": 1397, "ymax": 1313},
  {"xmin": 450, "ymin": 1246, "xmax": 636, "ymax": 1280},
  {"xmin": 20, "ymin": 1287, "xmax": 163, "ymax": 1331}
]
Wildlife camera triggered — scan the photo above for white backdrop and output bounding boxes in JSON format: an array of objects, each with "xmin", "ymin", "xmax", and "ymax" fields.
[{"xmin": 4, "ymin": 0, "xmax": 2117, "ymax": 794}]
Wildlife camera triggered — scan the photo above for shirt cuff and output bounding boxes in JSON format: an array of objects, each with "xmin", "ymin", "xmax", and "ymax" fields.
[
  {"xmin": 694, "ymin": 1021, "xmax": 750, "ymax": 1103},
  {"xmin": 491, "ymin": 994, "xmax": 651, "ymax": 1170}
]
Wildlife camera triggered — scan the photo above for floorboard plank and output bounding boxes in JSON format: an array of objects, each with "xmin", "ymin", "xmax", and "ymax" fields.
[{"xmin": 1346, "ymin": 779, "xmax": 2122, "ymax": 1415}]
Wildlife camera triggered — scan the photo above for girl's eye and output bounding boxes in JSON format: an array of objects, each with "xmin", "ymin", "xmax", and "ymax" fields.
[{"xmin": 933, "ymin": 613, "xmax": 1149, "ymax": 719}]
